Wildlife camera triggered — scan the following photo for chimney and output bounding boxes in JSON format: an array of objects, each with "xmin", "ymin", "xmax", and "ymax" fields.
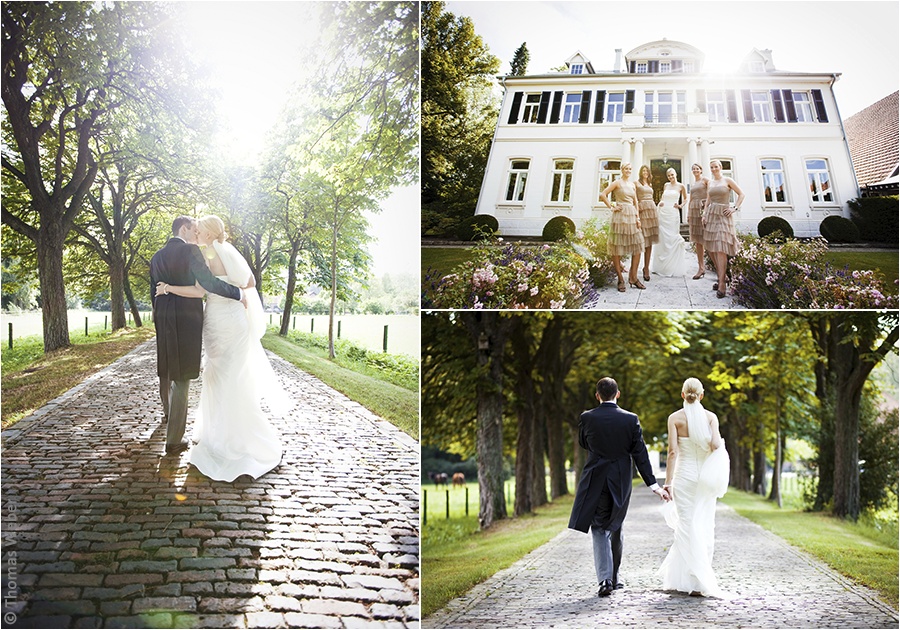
[{"xmin": 614, "ymin": 48, "xmax": 622, "ymax": 73}]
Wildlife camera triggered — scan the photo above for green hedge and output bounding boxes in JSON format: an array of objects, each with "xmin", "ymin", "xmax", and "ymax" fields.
[
  {"xmin": 819, "ymin": 215, "xmax": 860, "ymax": 243},
  {"xmin": 757, "ymin": 215, "xmax": 794, "ymax": 240},
  {"xmin": 542, "ymin": 216, "xmax": 576, "ymax": 241},
  {"xmin": 848, "ymin": 196, "xmax": 899, "ymax": 244}
]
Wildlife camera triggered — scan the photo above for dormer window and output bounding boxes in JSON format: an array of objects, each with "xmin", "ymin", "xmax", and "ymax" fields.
[
  {"xmin": 636, "ymin": 62, "xmax": 647, "ymax": 74},
  {"xmin": 660, "ymin": 61, "xmax": 671, "ymax": 73},
  {"xmin": 750, "ymin": 61, "xmax": 765, "ymax": 73},
  {"xmin": 684, "ymin": 61, "xmax": 694, "ymax": 73},
  {"xmin": 570, "ymin": 63, "xmax": 584, "ymax": 75}
]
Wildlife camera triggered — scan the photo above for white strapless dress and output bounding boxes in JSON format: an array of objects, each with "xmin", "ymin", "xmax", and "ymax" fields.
[
  {"xmin": 651, "ymin": 188, "xmax": 687, "ymax": 277},
  {"xmin": 189, "ymin": 275, "xmax": 283, "ymax": 481}
]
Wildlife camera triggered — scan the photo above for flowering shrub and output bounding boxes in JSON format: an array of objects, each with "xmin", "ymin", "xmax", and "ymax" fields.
[
  {"xmin": 730, "ymin": 234, "xmax": 898, "ymax": 309},
  {"xmin": 569, "ymin": 218, "xmax": 617, "ymax": 289},
  {"xmin": 423, "ymin": 236, "xmax": 594, "ymax": 309}
]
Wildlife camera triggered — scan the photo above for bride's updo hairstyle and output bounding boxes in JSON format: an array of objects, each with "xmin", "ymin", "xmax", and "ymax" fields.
[
  {"xmin": 682, "ymin": 377, "xmax": 704, "ymax": 404},
  {"xmin": 198, "ymin": 215, "xmax": 228, "ymax": 243}
]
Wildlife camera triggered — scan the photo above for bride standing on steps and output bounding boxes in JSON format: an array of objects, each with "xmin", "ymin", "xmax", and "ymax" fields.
[
  {"xmin": 651, "ymin": 168, "xmax": 687, "ymax": 277},
  {"xmin": 156, "ymin": 215, "xmax": 284, "ymax": 481}
]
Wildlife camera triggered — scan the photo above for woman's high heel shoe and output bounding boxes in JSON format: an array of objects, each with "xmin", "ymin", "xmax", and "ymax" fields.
[
  {"xmin": 643, "ymin": 271, "xmax": 650, "ymax": 282},
  {"xmin": 617, "ymin": 279, "xmax": 626, "ymax": 292},
  {"xmin": 629, "ymin": 278, "xmax": 646, "ymax": 290},
  {"xmin": 692, "ymin": 271, "xmax": 705, "ymax": 280}
]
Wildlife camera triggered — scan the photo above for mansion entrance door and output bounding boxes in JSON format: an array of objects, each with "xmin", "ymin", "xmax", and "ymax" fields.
[{"xmin": 650, "ymin": 158, "xmax": 683, "ymax": 222}]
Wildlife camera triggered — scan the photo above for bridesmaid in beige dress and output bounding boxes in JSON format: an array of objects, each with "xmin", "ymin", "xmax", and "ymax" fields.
[
  {"xmin": 636, "ymin": 165, "xmax": 659, "ymax": 282},
  {"xmin": 687, "ymin": 164, "xmax": 709, "ymax": 280},
  {"xmin": 702, "ymin": 160, "xmax": 745, "ymax": 298},
  {"xmin": 600, "ymin": 163, "xmax": 645, "ymax": 292}
]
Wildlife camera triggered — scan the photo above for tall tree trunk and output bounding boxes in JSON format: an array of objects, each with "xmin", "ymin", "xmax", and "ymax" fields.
[
  {"xmin": 109, "ymin": 256, "xmax": 127, "ymax": 331},
  {"xmin": 279, "ymin": 246, "xmax": 300, "ymax": 337},
  {"xmin": 721, "ymin": 412, "xmax": 751, "ymax": 491},
  {"xmin": 569, "ymin": 422, "xmax": 583, "ymax": 492},
  {"xmin": 510, "ymin": 322, "xmax": 536, "ymax": 517},
  {"xmin": 123, "ymin": 275, "xmax": 142, "ymax": 327},
  {"xmin": 531, "ymin": 414, "xmax": 548, "ymax": 508},
  {"xmin": 36, "ymin": 225, "xmax": 71, "ymax": 352},
  {"xmin": 463, "ymin": 312, "xmax": 510, "ymax": 529},
  {"xmin": 328, "ymin": 219, "xmax": 338, "ymax": 359}
]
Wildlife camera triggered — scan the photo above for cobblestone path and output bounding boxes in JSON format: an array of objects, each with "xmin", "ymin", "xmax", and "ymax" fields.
[
  {"xmin": 425, "ymin": 488, "xmax": 898, "ymax": 629},
  {"xmin": 1, "ymin": 341, "xmax": 419, "ymax": 629}
]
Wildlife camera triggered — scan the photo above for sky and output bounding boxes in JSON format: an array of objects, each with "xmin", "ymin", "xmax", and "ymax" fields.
[
  {"xmin": 445, "ymin": 0, "xmax": 899, "ymax": 119},
  {"xmin": 177, "ymin": 2, "xmax": 418, "ymax": 278}
]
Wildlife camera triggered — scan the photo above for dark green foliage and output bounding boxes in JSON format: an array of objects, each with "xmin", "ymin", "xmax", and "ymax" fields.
[
  {"xmin": 757, "ymin": 215, "xmax": 794, "ymax": 240},
  {"xmin": 859, "ymin": 404, "xmax": 899, "ymax": 513},
  {"xmin": 848, "ymin": 196, "xmax": 899, "ymax": 244},
  {"xmin": 458, "ymin": 214, "xmax": 499, "ymax": 240},
  {"xmin": 819, "ymin": 215, "xmax": 860, "ymax": 243},
  {"xmin": 509, "ymin": 42, "xmax": 530, "ymax": 76},
  {"xmin": 542, "ymin": 216, "xmax": 576, "ymax": 242}
]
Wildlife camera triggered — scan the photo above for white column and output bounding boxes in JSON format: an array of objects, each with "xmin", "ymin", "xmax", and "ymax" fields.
[
  {"xmin": 621, "ymin": 138, "xmax": 632, "ymax": 166},
  {"xmin": 633, "ymin": 138, "xmax": 644, "ymax": 170},
  {"xmin": 687, "ymin": 138, "xmax": 698, "ymax": 170},
  {"xmin": 700, "ymin": 139, "xmax": 711, "ymax": 171}
]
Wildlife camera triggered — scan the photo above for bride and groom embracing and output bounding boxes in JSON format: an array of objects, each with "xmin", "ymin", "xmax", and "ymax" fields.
[
  {"xmin": 150, "ymin": 215, "xmax": 285, "ymax": 482},
  {"xmin": 568, "ymin": 376, "xmax": 730, "ymax": 598}
]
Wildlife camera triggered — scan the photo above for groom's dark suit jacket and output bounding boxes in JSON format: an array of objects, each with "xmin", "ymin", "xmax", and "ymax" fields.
[
  {"xmin": 568, "ymin": 401, "xmax": 658, "ymax": 533},
  {"xmin": 150, "ymin": 238, "xmax": 240, "ymax": 381}
]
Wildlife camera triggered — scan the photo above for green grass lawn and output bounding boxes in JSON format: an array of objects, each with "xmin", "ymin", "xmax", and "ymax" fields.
[
  {"xmin": 261, "ymin": 331, "xmax": 418, "ymax": 439},
  {"xmin": 823, "ymin": 250, "xmax": 898, "ymax": 289},
  {"xmin": 721, "ymin": 489, "xmax": 898, "ymax": 608},
  {"xmin": 421, "ymin": 247, "xmax": 474, "ymax": 281},
  {"xmin": 421, "ymin": 491, "xmax": 575, "ymax": 618},
  {"xmin": 1, "ymin": 326, "xmax": 156, "ymax": 429}
]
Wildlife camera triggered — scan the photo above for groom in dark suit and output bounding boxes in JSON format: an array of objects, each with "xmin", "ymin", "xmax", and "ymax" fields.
[
  {"xmin": 150, "ymin": 216, "xmax": 245, "ymax": 455},
  {"xmin": 568, "ymin": 377, "xmax": 669, "ymax": 597}
]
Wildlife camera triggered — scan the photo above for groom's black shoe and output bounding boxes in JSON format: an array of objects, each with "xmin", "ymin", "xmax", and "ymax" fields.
[
  {"xmin": 165, "ymin": 439, "xmax": 189, "ymax": 455},
  {"xmin": 597, "ymin": 580, "xmax": 613, "ymax": 597},
  {"xmin": 614, "ymin": 582, "xmax": 625, "ymax": 590}
]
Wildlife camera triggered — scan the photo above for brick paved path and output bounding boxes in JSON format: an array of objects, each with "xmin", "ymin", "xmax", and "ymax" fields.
[
  {"xmin": 425, "ymin": 488, "xmax": 898, "ymax": 629},
  {"xmin": 1, "ymin": 341, "xmax": 419, "ymax": 629}
]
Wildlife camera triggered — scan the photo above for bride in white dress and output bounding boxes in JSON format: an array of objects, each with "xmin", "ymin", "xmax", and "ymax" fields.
[
  {"xmin": 651, "ymin": 168, "xmax": 688, "ymax": 277},
  {"xmin": 156, "ymin": 215, "xmax": 284, "ymax": 481},
  {"xmin": 659, "ymin": 378, "xmax": 730, "ymax": 597}
]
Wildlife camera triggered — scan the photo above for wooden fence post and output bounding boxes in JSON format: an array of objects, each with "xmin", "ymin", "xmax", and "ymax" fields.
[{"xmin": 383, "ymin": 325, "xmax": 388, "ymax": 353}]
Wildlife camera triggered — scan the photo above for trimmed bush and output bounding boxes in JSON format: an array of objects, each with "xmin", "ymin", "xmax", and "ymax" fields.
[
  {"xmin": 542, "ymin": 215, "xmax": 576, "ymax": 241},
  {"xmin": 819, "ymin": 215, "xmax": 860, "ymax": 243},
  {"xmin": 757, "ymin": 215, "xmax": 794, "ymax": 240},
  {"xmin": 457, "ymin": 214, "xmax": 499, "ymax": 241},
  {"xmin": 848, "ymin": 196, "xmax": 899, "ymax": 244}
]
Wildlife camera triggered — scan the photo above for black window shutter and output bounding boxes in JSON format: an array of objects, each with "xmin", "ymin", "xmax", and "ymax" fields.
[
  {"xmin": 783, "ymin": 90, "xmax": 797, "ymax": 122},
  {"xmin": 673, "ymin": 59, "xmax": 683, "ymax": 72},
  {"xmin": 629, "ymin": 60, "xmax": 636, "ymax": 73},
  {"xmin": 625, "ymin": 90, "xmax": 635, "ymax": 114},
  {"xmin": 741, "ymin": 90, "xmax": 754, "ymax": 122},
  {"xmin": 726, "ymin": 90, "xmax": 738, "ymax": 122},
  {"xmin": 696, "ymin": 89, "xmax": 706, "ymax": 113},
  {"xmin": 549, "ymin": 91, "xmax": 563, "ymax": 124},
  {"xmin": 595, "ymin": 90, "xmax": 606, "ymax": 123},
  {"xmin": 811, "ymin": 89, "xmax": 829, "ymax": 122},
  {"xmin": 579, "ymin": 90, "xmax": 592, "ymax": 124},
  {"xmin": 649, "ymin": 60, "xmax": 659, "ymax": 73},
  {"xmin": 507, "ymin": 92, "xmax": 523, "ymax": 125},
  {"xmin": 537, "ymin": 91, "xmax": 551, "ymax": 124},
  {"xmin": 771, "ymin": 89, "xmax": 785, "ymax": 122}
]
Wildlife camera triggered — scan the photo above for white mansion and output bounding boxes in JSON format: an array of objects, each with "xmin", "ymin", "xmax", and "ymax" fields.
[{"xmin": 475, "ymin": 39, "xmax": 857, "ymax": 238}]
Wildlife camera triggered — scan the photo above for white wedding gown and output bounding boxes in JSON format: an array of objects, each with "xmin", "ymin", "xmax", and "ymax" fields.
[
  {"xmin": 189, "ymin": 241, "xmax": 284, "ymax": 482},
  {"xmin": 651, "ymin": 187, "xmax": 687, "ymax": 277},
  {"xmin": 659, "ymin": 401, "xmax": 730, "ymax": 597}
]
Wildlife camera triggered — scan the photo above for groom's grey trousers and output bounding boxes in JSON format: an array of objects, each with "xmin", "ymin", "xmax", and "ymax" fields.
[
  {"xmin": 591, "ymin": 525, "xmax": 623, "ymax": 584},
  {"xmin": 160, "ymin": 378, "xmax": 190, "ymax": 448}
]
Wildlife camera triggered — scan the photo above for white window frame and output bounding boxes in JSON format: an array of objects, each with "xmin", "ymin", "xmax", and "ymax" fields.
[
  {"xmin": 760, "ymin": 158, "xmax": 789, "ymax": 205},
  {"xmin": 660, "ymin": 61, "xmax": 671, "ymax": 73},
  {"xmin": 804, "ymin": 158, "xmax": 836, "ymax": 205},
  {"xmin": 597, "ymin": 158, "xmax": 621, "ymax": 203},
  {"xmin": 793, "ymin": 91, "xmax": 814, "ymax": 122},
  {"xmin": 606, "ymin": 92, "xmax": 625, "ymax": 123},
  {"xmin": 636, "ymin": 62, "xmax": 647, "ymax": 74},
  {"xmin": 550, "ymin": 158, "xmax": 575, "ymax": 204},
  {"xmin": 750, "ymin": 60, "xmax": 765, "ymax": 73},
  {"xmin": 505, "ymin": 159, "xmax": 530, "ymax": 203},
  {"xmin": 683, "ymin": 61, "xmax": 695, "ymax": 73},
  {"xmin": 570, "ymin": 63, "xmax": 584, "ymax": 75},
  {"xmin": 707, "ymin": 90, "xmax": 727, "ymax": 122},
  {"xmin": 562, "ymin": 93, "xmax": 582, "ymax": 123},
  {"xmin": 521, "ymin": 93, "xmax": 541, "ymax": 124},
  {"xmin": 751, "ymin": 91, "xmax": 772, "ymax": 122},
  {"xmin": 645, "ymin": 91, "xmax": 685, "ymax": 123}
]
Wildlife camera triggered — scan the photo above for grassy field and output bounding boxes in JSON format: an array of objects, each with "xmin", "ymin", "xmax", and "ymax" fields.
[
  {"xmin": 823, "ymin": 250, "xmax": 898, "ymax": 288},
  {"xmin": 421, "ymin": 247, "xmax": 473, "ymax": 282},
  {"xmin": 721, "ymin": 489, "xmax": 898, "ymax": 608}
]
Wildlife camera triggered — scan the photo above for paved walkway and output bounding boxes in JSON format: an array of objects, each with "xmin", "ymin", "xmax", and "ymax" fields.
[
  {"xmin": 425, "ymin": 489, "xmax": 898, "ymax": 629},
  {"xmin": 1, "ymin": 341, "xmax": 419, "ymax": 629},
  {"xmin": 584, "ymin": 244, "xmax": 741, "ymax": 310}
]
